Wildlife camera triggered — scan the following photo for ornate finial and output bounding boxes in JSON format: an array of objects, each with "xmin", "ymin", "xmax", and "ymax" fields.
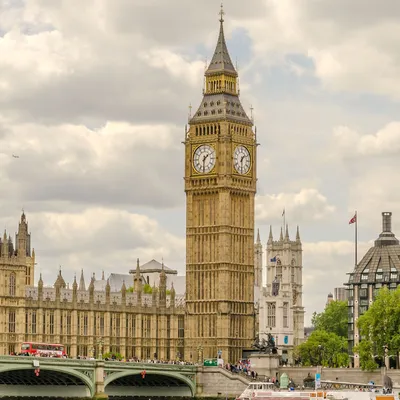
[
  {"xmin": 188, "ymin": 103, "xmax": 192, "ymax": 119},
  {"xmin": 204, "ymin": 57, "xmax": 208, "ymax": 72},
  {"xmin": 250, "ymin": 105, "xmax": 254, "ymax": 122},
  {"xmin": 219, "ymin": 3, "xmax": 225, "ymax": 23}
]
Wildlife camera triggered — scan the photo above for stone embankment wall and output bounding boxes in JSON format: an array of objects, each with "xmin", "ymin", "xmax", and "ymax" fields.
[{"xmin": 196, "ymin": 367, "xmax": 248, "ymax": 397}]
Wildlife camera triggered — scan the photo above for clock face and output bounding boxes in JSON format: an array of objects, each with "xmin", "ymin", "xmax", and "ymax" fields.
[
  {"xmin": 193, "ymin": 145, "xmax": 216, "ymax": 174},
  {"xmin": 233, "ymin": 145, "xmax": 251, "ymax": 174}
]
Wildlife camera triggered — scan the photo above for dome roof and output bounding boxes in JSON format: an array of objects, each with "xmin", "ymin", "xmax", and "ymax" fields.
[{"xmin": 348, "ymin": 212, "xmax": 400, "ymax": 284}]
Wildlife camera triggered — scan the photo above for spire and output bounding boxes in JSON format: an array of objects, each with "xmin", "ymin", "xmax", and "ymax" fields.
[
  {"xmin": 101, "ymin": 270, "xmax": 105, "ymax": 280},
  {"xmin": 121, "ymin": 280, "xmax": 126, "ymax": 292},
  {"xmin": 79, "ymin": 269, "xmax": 85, "ymax": 291},
  {"xmin": 285, "ymin": 224, "xmax": 289, "ymax": 241},
  {"xmin": 38, "ymin": 273, "xmax": 43, "ymax": 287},
  {"xmin": 72, "ymin": 274, "xmax": 77, "ymax": 290},
  {"xmin": 205, "ymin": 3, "xmax": 236, "ymax": 76},
  {"xmin": 256, "ymin": 229, "xmax": 261, "ymax": 244},
  {"xmin": 296, "ymin": 225, "xmax": 301, "ymax": 242},
  {"xmin": 268, "ymin": 226, "xmax": 273, "ymax": 244},
  {"xmin": 279, "ymin": 227, "xmax": 283, "ymax": 241}
]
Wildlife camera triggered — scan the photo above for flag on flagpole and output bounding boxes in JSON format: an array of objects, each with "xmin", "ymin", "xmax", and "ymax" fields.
[
  {"xmin": 349, "ymin": 214, "xmax": 357, "ymax": 224},
  {"xmin": 270, "ymin": 256, "xmax": 277, "ymax": 262}
]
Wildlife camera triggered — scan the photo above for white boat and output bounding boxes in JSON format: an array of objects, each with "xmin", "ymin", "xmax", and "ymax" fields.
[{"xmin": 236, "ymin": 382, "xmax": 399, "ymax": 400}]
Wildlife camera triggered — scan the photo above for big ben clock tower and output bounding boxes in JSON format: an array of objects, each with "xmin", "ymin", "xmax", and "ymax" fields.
[{"xmin": 184, "ymin": 6, "xmax": 256, "ymax": 363}]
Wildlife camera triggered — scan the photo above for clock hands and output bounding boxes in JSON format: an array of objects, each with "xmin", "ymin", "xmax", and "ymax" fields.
[{"xmin": 202, "ymin": 153, "xmax": 209, "ymax": 172}]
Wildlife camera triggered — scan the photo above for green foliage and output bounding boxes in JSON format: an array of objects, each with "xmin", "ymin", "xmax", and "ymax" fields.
[
  {"xmin": 311, "ymin": 300, "xmax": 348, "ymax": 338},
  {"xmin": 356, "ymin": 286, "xmax": 400, "ymax": 370},
  {"xmin": 166, "ymin": 289, "xmax": 171, "ymax": 295},
  {"xmin": 353, "ymin": 340, "xmax": 378, "ymax": 371},
  {"xmin": 126, "ymin": 284, "xmax": 153, "ymax": 294},
  {"xmin": 296, "ymin": 330, "xmax": 349, "ymax": 367},
  {"xmin": 143, "ymin": 283, "xmax": 153, "ymax": 294},
  {"xmin": 102, "ymin": 352, "xmax": 123, "ymax": 361}
]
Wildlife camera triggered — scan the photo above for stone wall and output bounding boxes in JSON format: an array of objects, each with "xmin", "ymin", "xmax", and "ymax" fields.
[{"xmin": 196, "ymin": 367, "xmax": 248, "ymax": 397}]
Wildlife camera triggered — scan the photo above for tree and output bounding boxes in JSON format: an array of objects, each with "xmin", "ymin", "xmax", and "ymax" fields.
[
  {"xmin": 311, "ymin": 300, "xmax": 348, "ymax": 338},
  {"xmin": 355, "ymin": 286, "xmax": 400, "ymax": 370},
  {"xmin": 295, "ymin": 330, "xmax": 349, "ymax": 367}
]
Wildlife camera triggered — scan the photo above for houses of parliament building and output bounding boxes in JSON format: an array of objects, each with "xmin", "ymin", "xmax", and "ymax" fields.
[{"xmin": 0, "ymin": 9, "xmax": 303, "ymax": 363}]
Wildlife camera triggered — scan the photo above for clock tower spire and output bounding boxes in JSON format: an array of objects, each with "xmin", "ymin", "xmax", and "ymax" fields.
[{"xmin": 184, "ymin": 6, "xmax": 256, "ymax": 363}]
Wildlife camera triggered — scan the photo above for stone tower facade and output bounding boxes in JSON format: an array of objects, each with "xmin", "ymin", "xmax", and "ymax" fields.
[
  {"xmin": 254, "ymin": 229, "xmax": 263, "ymax": 288},
  {"xmin": 184, "ymin": 9, "xmax": 256, "ymax": 363},
  {"xmin": 0, "ymin": 212, "xmax": 35, "ymax": 354},
  {"xmin": 259, "ymin": 226, "xmax": 305, "ymax": 363}
]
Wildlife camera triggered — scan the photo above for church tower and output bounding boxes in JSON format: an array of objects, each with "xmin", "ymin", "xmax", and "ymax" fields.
[
  {"xmin": 259, "ymin": 225, "xmax": 305, "ymax": 363},
  {"xmin": 184, "ymin": 6, "xmax": 256, "ymax": 363}
]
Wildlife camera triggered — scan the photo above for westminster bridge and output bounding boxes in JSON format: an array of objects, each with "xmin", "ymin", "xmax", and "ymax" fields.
[
  {"xmin": 0, "ymin": 357, "xmax": 398, "ymax": 399},
  {"xmin": 0, "ymin": 356, "xmax": 250, "ymax": 398}
]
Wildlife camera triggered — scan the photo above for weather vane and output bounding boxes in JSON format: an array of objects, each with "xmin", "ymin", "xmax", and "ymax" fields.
[{"xmin": 219, "ymin": 3, "xmax": 224, "ymax": 22}]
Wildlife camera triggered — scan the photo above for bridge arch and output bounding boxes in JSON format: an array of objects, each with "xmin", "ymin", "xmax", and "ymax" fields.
[
  {"xmin": 105, "ymin": 370, "xmax": 195, "ymax": 397},
  {"xmin": 0, "ymin": 365, "xmax": 94, "ymax": 397}
]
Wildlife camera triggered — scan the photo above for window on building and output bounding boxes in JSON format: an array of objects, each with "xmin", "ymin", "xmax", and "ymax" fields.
[
  {"xmin": 100, "ymin": 315, "xmax": 104, "ymax": 336},
  {"xmin": 361, "ymin": 274, "xmax": 368, "ymax": 281},
  {"xmin": 276, "ymin": 260, "xmax": 282, "ymax": 281},
  {"xmin": 84, "ymin": 314, "xmax": 88, "ymax": 336},
  {"xmin": 359, "ymin": 288, "xmax": 367, "ymax": 297},
  {"xmin": 283, "ymin": 302, "xmax": 289, "ymax": 328},
  {"xmin": 9, "ymin": 273, "xmax": 16, "ymax": 296},
  {"xmin": 67, "ymin": 314, "xmax": 71, "ymax": 335},
  {"xmin": 178, "ymin": 316, "xmax": 185, "ymax": 338},
  {"xmin": 49, "ymin": 312, "xmax": 54, "ymax": 334},
  {"xmin": 267, "ymin": 302, "xmax": 276, "ymax": 328},
  {"xmin": 8, "ymin": 310, "xmax": 16, "ymax": 333},
  {"xmin": 32, "ymin": 311, "xmax": 36, "ymax": 334}
]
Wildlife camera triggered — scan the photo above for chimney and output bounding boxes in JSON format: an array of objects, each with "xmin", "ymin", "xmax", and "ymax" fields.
[{"xmin": 382, "ymin": 212, "xmax": 392, "ymax": 233}]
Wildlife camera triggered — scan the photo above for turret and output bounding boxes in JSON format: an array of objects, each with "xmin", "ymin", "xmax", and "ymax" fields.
[
  {"xmin": 267, "ymin": 226, "xmax": 273, "ymax": 245},
  {"xmin": 159, "ymin": 261, "xmax": 167, "ymax": 308},
  {"xmin": 152, "ymin": 282, "xmax": 158, "ymax": 306},
  {"xmin": 134, "ymin": 258, "xmax": 142, "ymax": 293},
  {"xmin": 170, "ymin": 282, "xmax": 176, "ymax": 309},
  {"xmin": 284, "ymin": 224, "xmax": 289, "ymax": 242},
  {"xmin": 254, "ymin": 229, "xmax": 263, "ymax": 287},
  {"xmin": 17, "ymin": 210, "xmax": 28, "ymax": 257},
  {"xmin": 72, "ymin": 274, "xmax": 78, "ymax": 304},
  {"xmin": 38, "ymin": 273, "xmax": 43, "ymax": 302},
  {"xmin": 296, "ymin": 226, "xmax": 301, "ymax": 243},
  {"xmin": 121, "ymin": 280, "xmax": 126, "ymax": 305},
  {"xmin": 105, "ymin": 278, "xmax": 110, "ymax": 300},
  {"xmin": 54, "ymin": 267, "xmax": 66, "ymax": 289},
  {"xmin": 89, "ymin": 274, "xmax": 95, "ymax": 303},
  {"xmin": 79, "ymin": 269, "xmax": 85, "ymax": 291},
  {"xmin": 1, "ymin": 231, "xmax": 8, "ymax": 257}
]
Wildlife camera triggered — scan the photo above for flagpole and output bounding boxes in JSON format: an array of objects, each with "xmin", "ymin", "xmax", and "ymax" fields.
[{"xmin": 355, "ymin": 210, "xmax": 358, "ymax": 268}]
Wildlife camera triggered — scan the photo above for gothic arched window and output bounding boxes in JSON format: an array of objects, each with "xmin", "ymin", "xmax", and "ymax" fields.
[
  {"xmin": 291, "ymin": 259, "xmax": 296, "ymax": 283},
  {"xmin": 276, "ymin": 259, "xmax": 282, "ymax": 281},
  {"xmin": 9, "ymin": 273, "xmax": 16, "ymax": 297}
]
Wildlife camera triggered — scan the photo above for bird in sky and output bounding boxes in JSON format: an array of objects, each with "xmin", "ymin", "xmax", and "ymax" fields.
[{"xmin": 12, "ymin": 154, "xmax": 19, "ymax": 158}]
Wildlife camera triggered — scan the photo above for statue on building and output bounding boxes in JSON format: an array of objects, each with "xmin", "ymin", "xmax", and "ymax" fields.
[{"xmin": 252, "ymin": 333, "xmax": 278, "ymax": 354}]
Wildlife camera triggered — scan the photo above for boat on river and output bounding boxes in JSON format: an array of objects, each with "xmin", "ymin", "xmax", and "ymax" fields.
[{"xmin": 236, "ymin": 382, "xmax": 400, "ymax": 400}]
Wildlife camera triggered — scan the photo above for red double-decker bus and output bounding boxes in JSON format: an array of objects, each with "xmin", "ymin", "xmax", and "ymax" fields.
[{"xmin": 21, "ymin": 342, "xmax": 66, "ymax": 358}]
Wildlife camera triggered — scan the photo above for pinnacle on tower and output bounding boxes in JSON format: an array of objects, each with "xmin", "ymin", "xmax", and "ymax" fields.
[
  {"xmin": 256, "ymin": 228, "xmax": 261, "ymax": 244},
  {"xmin": 268, "ymin": 226, "xmax": 273, "ymax": 244},
  {"xmin": 101, "ymin": 270, "xmax": 105, "ymax": 280},
  {"xmin": 279, "ymin": 227, "xmax": 283, "ymax": 241},
  {"xmin": 79, "ymin": 269, "xmax": 86, "ymax": 291},
  {"xmin": 285, "ymin": 224, "xmax": 289, "ymax": 241},
  {"xmin": 296, "ymin": 225, "xmax": 301, "ymax": 242}
]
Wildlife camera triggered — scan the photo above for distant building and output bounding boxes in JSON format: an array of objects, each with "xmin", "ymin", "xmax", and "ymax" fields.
[
  {"xmin": 345, "ymin": 212, "xmax": 400, "ymax": 368},
  {"xmin": 326, "ymin": 292, "xmax": 334, "ymax": 306},
  {"xmin": 334, "ymin": 287, "xmax": 348, "ymax": 302},
  {"xmin": 259, "ymin": 225, "xmax": 305, "ymax": 363}
]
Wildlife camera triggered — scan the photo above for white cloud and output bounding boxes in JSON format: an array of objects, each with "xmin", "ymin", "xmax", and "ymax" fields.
[
  {"xmin": 1, "ymin": 208, "xmax": 185, "ymax": 287},
  {"xmin": 333, "ymin": 122, "xmax": 400, "ymax": 157},
  {"xmin": 0, "ymin": 118, "xmax": 183, "ymax": 208},
  {"xmin": 256, "ymin": 189, "xmax": 335, "ymax": 224}
]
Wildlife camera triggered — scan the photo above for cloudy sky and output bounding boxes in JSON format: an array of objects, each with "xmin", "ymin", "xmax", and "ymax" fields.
[{"xmin": 1, "ymin": 0, "xmax": 400, "ymax": 323}]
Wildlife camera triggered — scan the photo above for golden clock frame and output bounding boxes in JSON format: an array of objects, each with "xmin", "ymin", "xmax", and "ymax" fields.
[
  {"xmin": 232, "ymin": 143, "xmax": 252, "ymax": 176},
  {"xmin": 191, "ymin": 143, "xmax": 217, "ymax": 176}
]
